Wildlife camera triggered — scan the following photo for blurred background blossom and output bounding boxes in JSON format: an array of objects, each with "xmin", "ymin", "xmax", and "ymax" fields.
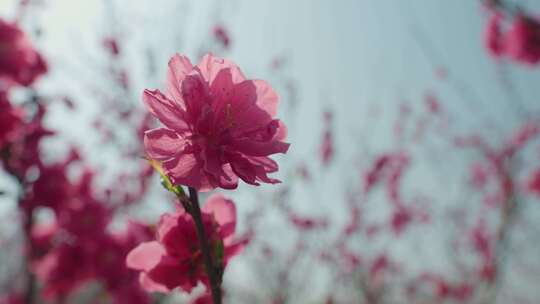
[{"xmin": 1, "ymin": 0, "xmax": 540, "ymax": 303}]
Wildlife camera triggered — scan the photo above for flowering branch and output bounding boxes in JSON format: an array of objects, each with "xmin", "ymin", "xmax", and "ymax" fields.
[
  {"xmin": 127, "ymin": 52, "xmax": 287, "ymax": 303},
  {"xmin": 482, "ymin": 158, "xmax": 519, "ymax": 303}
]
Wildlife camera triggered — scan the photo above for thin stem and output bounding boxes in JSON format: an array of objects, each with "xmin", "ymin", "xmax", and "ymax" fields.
[
  {"xmin": 187, "ymin": 187, "xmax": 222, "ymax": 304},
  {"xmin": 22, "ymin": 208, "xmax": 36, "ymax": 304},
  {"xmin": 8, "ymin": 161, "xmax": 36, "ymax": 304}
]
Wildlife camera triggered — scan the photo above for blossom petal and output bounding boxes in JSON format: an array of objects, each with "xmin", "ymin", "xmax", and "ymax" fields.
[
  {"xmin": 209, "ymin": 68, "xmax": 235, "ymax": 129},
  {"xmin": 144, "ymin": 128, "xmax": 184, "ymax": 160},
  {"xmin": 163, "ymin": 153, "xmax": 213, "ymax": 191},
  {"xmin": 229, "ymin": 80, "xmax": 279, "ymax": 133},
  {"xmin": 230, "ymin": 138, "xmax": 290, "ymax": 157},
  {"xmin": 147, "ymin": 257, "xmax": 194, "ymax": 292},
  {"xmin": 156, "ymin": 212, "xmax": 180, "ymax": 243},
  {"xmin": 166, "ymin": 53, "xmax": 193, "ymax": 105},
  {"xmin": 126, "ymin": 241, "xmax": 165, "ymax": 272},
  {"xmin": 140, "ymin": 273, "xmax": 170, "ymax": 293},
  {"xmin": 142, "ymin": 89, "xmax": 189, "ymax": 132},
  {"xmin": 251, "ymin": 79, "xmax": 279, "ymax": 117},
  {"xmin": 181, "ymin": 73, "xmax": 210, "ymax": 122},
  {"xmin": 202, "ymin": 194, "xmax": 236, "ymax": 240},
  {"xmin": 224, "ymin": 238, "xmax": 248, "ymax": 262},
  {"xmin": 274, "ymin": 120, "xmax": 288, "ymax": 141},
  {"xmin": 228, "ymin": 153, "xmax": 259, "ymax": 185},
  {"xmin": 196, "ymin": 53, "xmax": 245, "ymax": 84},
  {"xmin": 217, "ymin": 164, "xmax": 239, "ymax": 190}
]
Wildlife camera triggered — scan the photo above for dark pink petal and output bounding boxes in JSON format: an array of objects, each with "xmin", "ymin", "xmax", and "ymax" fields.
[
  {"xmin": 142, "ymin": 89, "xmax": 189, "ymax": 133},
  {"xmin": 202, "ymin": 147, "xmax": 226, "ymax": 179},
  {"xmin": 209, "ymin": 68, "xmax": 235, "ymax": 129},
  {"xmin": 485, "ymin": 11, "xmax": 505, "ymax": 57},
  {"xmin": 147, "ymin": 257, "xmax": 195, "ymax": 292},
  {"xmin": 228, "ymin": 154, "xmax": 259, "ymax": 185},
  {"xmin": 216, "ymin": 164, "xmax": 239, "ymax": 190},
  {"xmin": 139, "ymin": 273, "xmax": 170, "ymax": 293},
  {"xmin": 156, "ymin": 213, "xmax": 180, "ymax": 243},
  {"xmin": 249, "ymin": 156, "xmax": 279, "ymax": 173},
  {"xmin": 144, "ymin": 128, "xmax": 184, "ymax": 160},
  {"xmin": 181, "ymin": 73, "xmax": 210, "ymax": 122},
  {"xmin": 229, "ymin": 80, "xmax": 277, "ymax": 133},
  {"xmin": 231, "ymin": 138, "xmax": 289, "ymax": 157},
  {"xmin": 229, "ymin": 154, "xmax": 281, "ymax": 185},
  {"xmin": 230, "ymin": 120, "xmax": 289, "ymax": 156},
  {"xmin": 505, "ymin": 14, "xmax": 540, "ymax": 65},
  {"xmin": 163, "ymin": 153, "xmax": 213, "ymax": 191}
]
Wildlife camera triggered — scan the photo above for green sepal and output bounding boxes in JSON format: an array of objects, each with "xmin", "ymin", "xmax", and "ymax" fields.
[{"xmin": 146, "ymin": 157, "xmax": 186, "ymax": 196}]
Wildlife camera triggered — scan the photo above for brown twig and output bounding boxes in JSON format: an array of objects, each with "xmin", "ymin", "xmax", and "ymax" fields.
[
  {"xmin": 187, "ymin": 187, "xmax": 222, "ymax": 304},
  {"xmin": 22, "ymin": 207, "xmax": 36, "ymax": 304}
]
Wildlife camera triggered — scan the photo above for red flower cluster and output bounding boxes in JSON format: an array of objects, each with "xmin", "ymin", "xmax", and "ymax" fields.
[
  {"xmin": 0, "ymin": 18, "xmax": 160, "ymax": 303},
  {"xmin": 28, "ymin": 169, "xmax": 154, "ymax": 303},
  {"xmin": 0, "ymin": 19, "xmax": 47, "ymax": 87}
]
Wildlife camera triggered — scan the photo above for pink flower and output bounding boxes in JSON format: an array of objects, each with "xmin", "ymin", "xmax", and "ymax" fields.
[
  {"xmin": 369, "ymin": 255, "xmax": 397, "ymax": 288},
  {"xmin": 25, "ymin": 164, "xmax": 73, "ymax": 211},
  {"xmin": 320, "ymin": 111, "xmax": 334, "ymax": 166},
  {"xmin": 364, "ymin": 154, "xmax": 392, "ymax": 193},
  {"xmin": 389, "ymin": 205, "xmax": 413, "ymax": 235},
  {"xmin": 485, "ymin": 11, "xmax": 505, "ymax": 57},
  {"xmin": 320, "ymin": 130, "xmax": 333, "ymax": 166},
  {"xmin": 213, "ymin": 25, "xmax": 230, "ymax": 49},
  {"xmin": 58, "ymin": 199, "xmax": 111, "ymax": 238},
  {"xmin": 0, "ymin": 19, "xmax": 47, "ymax": 87},
  {"xmin": 471, "ymin": 219, "xmax": 492, "ymax": 260},
  {"xmin": 386, "ymin": 153, "xmax": 410, "ymax": 205},
  {"xmin": 143, "ymin": 53, "xmax": 289, "ymax": 191},
  {"xmin": 505, "ymin": 14, "xmax": 540, "ymax": 65},
  {"xmin": 424, "ymin": 92, "xmax": 440, "ymax": 114},
  {"xmin": 34, "ymin": 242, "xmax": 93, "ymax": 298},
  {"xmin": 126, "ymin": 194, "xmax": 244, "ymax": 293},
  {"xmin": 470, "ymin": 162, "xmax": 490, "ymax": 189},
  {"xmin": 343, "ymin": 205, "xmax": 360, "ymax": 237},
  {"xmin": 470, "ymin": 219, "xmax": 497, "ymax": 282},
  {"xmin": 103, "ymin": 37, "xmax": 120, "ymax": 56},
  {"xmin": 527, "ymin": 168, "xmax": 540, "ymax": 197}
]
